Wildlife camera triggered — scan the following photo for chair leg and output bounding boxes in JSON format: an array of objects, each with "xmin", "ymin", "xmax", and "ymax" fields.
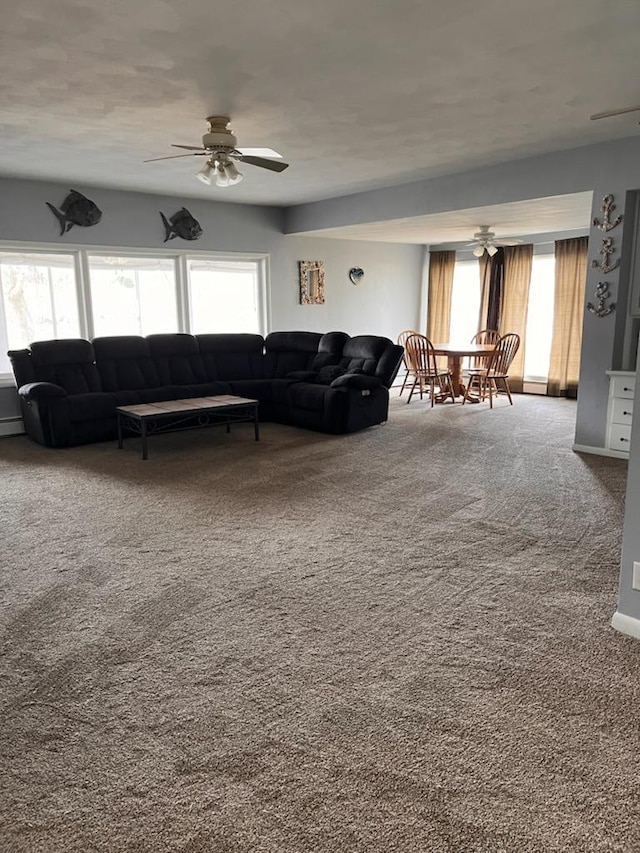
[
  {"xmin": 430, "ymin": 379, "xmax": 435, "ymax": 407},
  {"xmin": 448, "ymin": 375, "xmax": 456, "ymax": 403},
  {"xmin": 399, "ymin": 370, "xmax": 408, "ymax": 396},
  {"xmin": 407, "ymin": 376, "xmax": 418, "ymax": 403},
  {"xmin": 504, "ymin": 378, "xmax": 513, "ymax": 405},
  {"xmin": 488, "ymin": 378, "xmax": 494, "ymax": 408}
]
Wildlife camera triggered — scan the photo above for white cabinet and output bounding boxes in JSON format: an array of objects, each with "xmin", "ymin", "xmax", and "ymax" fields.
[{"xmin": 606, "ymin": 370, "xmax": 635, "ymax": 458}]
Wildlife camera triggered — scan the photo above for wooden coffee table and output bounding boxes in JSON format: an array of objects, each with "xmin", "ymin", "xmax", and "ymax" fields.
[{"xmin": 116, "ymin": 395, "xmax": 259, "ymax": 460}]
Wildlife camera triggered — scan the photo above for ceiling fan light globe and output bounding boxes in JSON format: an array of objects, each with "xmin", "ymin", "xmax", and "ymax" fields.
[
  {"xmin": 224, "ymin": 161, "xmax": 243, "ymax": 185},
  {"xmin": 473, "ymin": 245, "xmax": 485, "ymax": 258},
  {"xmin": 214, "ymin": 164, "xmax": 230, "ymax": 187},
  {"xmin": 487, "ymin": 245, "xmax": 499, "ymax": 257},
  {"xmin": 195, "ymin": 160, "xmax": 215, "ymax": 185}
]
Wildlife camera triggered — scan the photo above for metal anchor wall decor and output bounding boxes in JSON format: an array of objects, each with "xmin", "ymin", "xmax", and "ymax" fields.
[
  {"xmin": 593, "ymin": 194, "xmax": 622, "ymax": 232},
  {"xmin": 587, "ymin": 281, "xmax": 615, "ymax": 318},
  {"xmin": 591, "ymin": 237, "xmax": 620, "ymax": 274}
]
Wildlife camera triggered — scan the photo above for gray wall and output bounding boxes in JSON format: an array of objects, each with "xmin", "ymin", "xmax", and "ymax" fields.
[
  {"xmin": 287, "ymin": 136, "xmax": 640, "ymax": 452},
  {"xmin": 0, "ymin": 177, "xmax": 423, "ymax": 420}
]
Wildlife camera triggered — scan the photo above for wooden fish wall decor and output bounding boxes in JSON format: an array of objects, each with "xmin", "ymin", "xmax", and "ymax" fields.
[
  {"xmin": 159, "ymin": 208, "xmax": 203, "ymax": 242},
  {"xmin": 46, "ymin": 190, "xmax": 102, "ymax": 236}
]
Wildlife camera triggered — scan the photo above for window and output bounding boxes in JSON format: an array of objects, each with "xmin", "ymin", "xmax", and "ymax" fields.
[
  {"xmin": 88, "ymin": 255, "xmax": 178, "ymax": 337},
  {"xmin": 523, "ymin": 255, "xmax": 555, "ymax": 382},
  {"xmin": 0, "ymin": 248, "xmax": 269, "ymax": 379},
  {"xmin": 0, "ymin": 252, "xmax": 80, "ymax": 373},
  {"xmin": 449, "ymin": 260, "xmax": 481, "ymax": 343},
  {"xmin": 187, "ymin": 258, "xmax": 263, "ymax": 334}
]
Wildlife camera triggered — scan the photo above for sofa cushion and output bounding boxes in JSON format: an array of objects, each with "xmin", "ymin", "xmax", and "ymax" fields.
[
  {"xmin": 264, "ymin": 331, "xmax": 323, "ymax": 378},
  {"xmin": 196, "ymin": 334, "xmax": 265, "ymax": 381},
  {"xmin": 68, "ymin": 392, "xmax": 119, "ymax": 423},
  {"xmin": 147, "ymin": 334, "xmax": 206, "ymax": 385},
  {"xmin": 29, "ymin": 339, "xmax": 102, "ymax": 394},
  {"xmin": 338, "ymin": 335, "xmax": 390, "ymax": 376},
  {"xmin": 93, "ymin": 336, "xmax": 161, "ymax": 392},
  {"xmin": 315, "ymin": 365, "xmax": 346, "ymax": 384},
  {"xmin": 227, "ymin": 379, "xmax": 273, "ymax": 403}
]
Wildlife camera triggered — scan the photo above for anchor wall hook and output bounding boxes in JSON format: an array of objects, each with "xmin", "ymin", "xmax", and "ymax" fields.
[
  {"xmin": 591, "ymin": 237, "xmax": 620, "ymax": 274},
  {"xmin": 587, "ymin": 281, "xmax": 615, "ymax": 318},
  {"xmin": 593, "ymin": 194, "xmax": 622, "ymax": 232}
]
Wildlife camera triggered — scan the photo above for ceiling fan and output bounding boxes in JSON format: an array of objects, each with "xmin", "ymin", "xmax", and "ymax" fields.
[
  {"xmin": 590, "ymin": 105, "xmax": 640, "ymax": 122},
  {"xmin": 466, "ymin": 226, "xmax": 523, "ymax": 257},
  {"xmin": 144, "ymin": 116, "xmax": 289, "ymax": 187}
]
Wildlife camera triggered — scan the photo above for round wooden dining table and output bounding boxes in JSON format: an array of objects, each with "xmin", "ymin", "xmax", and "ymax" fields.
[{"xmin": 431, "ymin": 342, "xmax": 496, "ymax": 402}]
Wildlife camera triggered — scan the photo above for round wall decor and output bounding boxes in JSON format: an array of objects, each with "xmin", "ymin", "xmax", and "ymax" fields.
[{"xmin": 349, "ymin": 267, "xmax": 365, "ymax": 285}]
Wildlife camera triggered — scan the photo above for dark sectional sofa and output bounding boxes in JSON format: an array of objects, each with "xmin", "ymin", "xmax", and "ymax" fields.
[{"xmin": 8, "ymin": 331, "xmax": 403, "ymax": 447}]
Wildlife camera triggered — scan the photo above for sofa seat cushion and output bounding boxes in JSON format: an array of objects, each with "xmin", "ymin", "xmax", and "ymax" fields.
[
  {"xmin": 68, "ymin": 393, "xmax": 120, "ymax": 423},
  {"xmin": 227, "ymin": 379, "xmax": 273, "ymax": 403},
  {"xmin": 135, "ymin": 382, "xmax": 231, "ymax": 404}
]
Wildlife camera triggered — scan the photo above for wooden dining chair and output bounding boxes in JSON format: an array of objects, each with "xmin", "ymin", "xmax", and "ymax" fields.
[
  {"xmin": 464, "ymin": 333, "xmax": 520, "ymax": 407},
  {"xmin": 468, "ymin": 329, "xmax": 500, "ymax": 371},
  {"xmin": 396, "ymin": 329, "xmax": 419, "ymax": 396},
  {"xmin": 404, "ymin": 334, "xmax": 456, "ymax": 406}
]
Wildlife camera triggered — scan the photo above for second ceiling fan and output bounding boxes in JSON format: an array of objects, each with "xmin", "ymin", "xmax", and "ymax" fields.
[{"xmin": 466, "ymin": 226, "xmax": 522, "ymax": 257}]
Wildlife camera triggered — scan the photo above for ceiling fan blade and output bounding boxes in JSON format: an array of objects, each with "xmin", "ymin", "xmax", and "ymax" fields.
[
  {"xmin": 495, "ymin": 239, "xmax": 523, "ymax": 246},
  {"xmin": 171, "ymin": 144, "xmax": 208, "ymax": 151},
  {"xmin": 236, "ymin": 147, "xmax": 284, "ymax": 159},
  {"xmin": 144, "ymin": 153, "xmax": 208, "ymax": 162},
  {"xmin": 236, "ymin": 154, "xmax": 289, "ymax": 173},
  {"xmin": 590, "ymin": 105, "xmax": 640, "ymax": 120}
]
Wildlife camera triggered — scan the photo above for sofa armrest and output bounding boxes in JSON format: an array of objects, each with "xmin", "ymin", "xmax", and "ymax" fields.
[
  {"xmin": 330, "ymin": 373, "xmax": 382, "ymax": 391},
  {"xmin": 19, "ymin": 381, "xmax": 67, "ymax": 401}
]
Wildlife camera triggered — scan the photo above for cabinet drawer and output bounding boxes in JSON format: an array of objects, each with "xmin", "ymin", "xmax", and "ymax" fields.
[
  {"xmin": 612, "ymin": 396, "xmax": 634, "ymax": 424},
  {"xmin": 609, "ymin": 422, "xmax": 632, "ymax": 451},
  {"xmin": 611, "ymin": 375, "xmax": 636, "ymax": 399}
]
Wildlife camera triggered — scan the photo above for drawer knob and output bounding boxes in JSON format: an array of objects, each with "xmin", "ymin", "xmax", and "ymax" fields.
[
  {"xmin": 624, "ymin": 411, "xmax": 631, "ymax": 416},
  {"xmin": 624, "ymin": 387, "xmax": 632, "ymax": 392},
  {"xmin": 621, "ymin": 437, "xmax": 630, "ymax": 442}
]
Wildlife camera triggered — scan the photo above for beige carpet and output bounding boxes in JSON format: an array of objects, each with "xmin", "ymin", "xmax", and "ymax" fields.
[{"xmin": 1, "ymin": 393, "xmax": 638, "ymax": 853}]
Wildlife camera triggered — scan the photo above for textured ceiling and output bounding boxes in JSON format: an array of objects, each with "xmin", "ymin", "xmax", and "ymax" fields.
[
  {"xmin": 301, "ymin": 193, "xmax": 594, "ymax": 244},
  {"xmin": 1, "ymin": 0, "xmax": 640, "ymax": 207}
]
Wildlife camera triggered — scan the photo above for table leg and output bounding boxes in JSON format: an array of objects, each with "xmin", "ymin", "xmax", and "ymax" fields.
[
  {"xmin": 117, "ymin": 413, "xmax": 123, "ymax": 449},
  {"xmin": 254, "ymin": 407, "xmax": 260, "ymax": 441},
  {"xmin": 141, "ymin": 418, "xmax": 148, "ymax": 461}
]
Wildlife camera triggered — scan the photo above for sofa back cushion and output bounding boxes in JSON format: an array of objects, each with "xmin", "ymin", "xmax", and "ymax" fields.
[
  {"xmin": 264, "ymin": 331, "xmax": 323, "ymax": 378},
  {"xmin": 147, "ymin": 334, "xmax": 206, "ymax": 385},
  {"xmin": 338, "ymin": 336, "xmax": 403, "ymax": 387},
  {"xmin": 93, "ymin": 336, "xmax": 161, "ymax": 391},
  {"xmin": 310, "ymin": 331, "xmax": 350, "ymax": 370},
  {"xmin": 29, "ymin": 339, "xmax": 102, "ymax": 394},
  {"xmin": 196, "ymin": 334, "xmax": 265, "ymax": 381}
]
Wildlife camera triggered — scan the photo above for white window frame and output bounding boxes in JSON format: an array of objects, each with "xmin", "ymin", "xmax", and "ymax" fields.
[{"xmin": 0, "ymin": 241, "xmax": 270, "ymax": 385}]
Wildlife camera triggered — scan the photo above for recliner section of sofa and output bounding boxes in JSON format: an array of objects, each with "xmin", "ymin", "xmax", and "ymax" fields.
[{"xmin": 8, "ymin": 330, "xmax": 403, "ymax": 447}]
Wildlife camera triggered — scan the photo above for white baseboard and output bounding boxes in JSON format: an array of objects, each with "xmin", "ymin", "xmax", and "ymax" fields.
[
  {"xmin": 611, "ymin": 611, "xmax": 640, "ymax": 640},
  {"xmin": 572, "ymin": 443, "xmax": 629, "ymax": 460},
  {"xmin": 0, "ymin": 417, "xmax": 24, "ymax": 437}
]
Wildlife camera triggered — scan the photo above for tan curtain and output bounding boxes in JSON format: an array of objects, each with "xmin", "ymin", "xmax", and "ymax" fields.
[
  {"xmin": 478, "ymin": 254, "xmax": 491, "ymax": 331},
  {"xmin": 501, "ymin": 244, "xmax": 533, "ymax": 393},
  {"xmin": 427, "ymin": 251, "xmax": 455, "ymax": 343},
  {"xmin": 548, "ymin": 237, "xmax": 589, "ymax": 397}
]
